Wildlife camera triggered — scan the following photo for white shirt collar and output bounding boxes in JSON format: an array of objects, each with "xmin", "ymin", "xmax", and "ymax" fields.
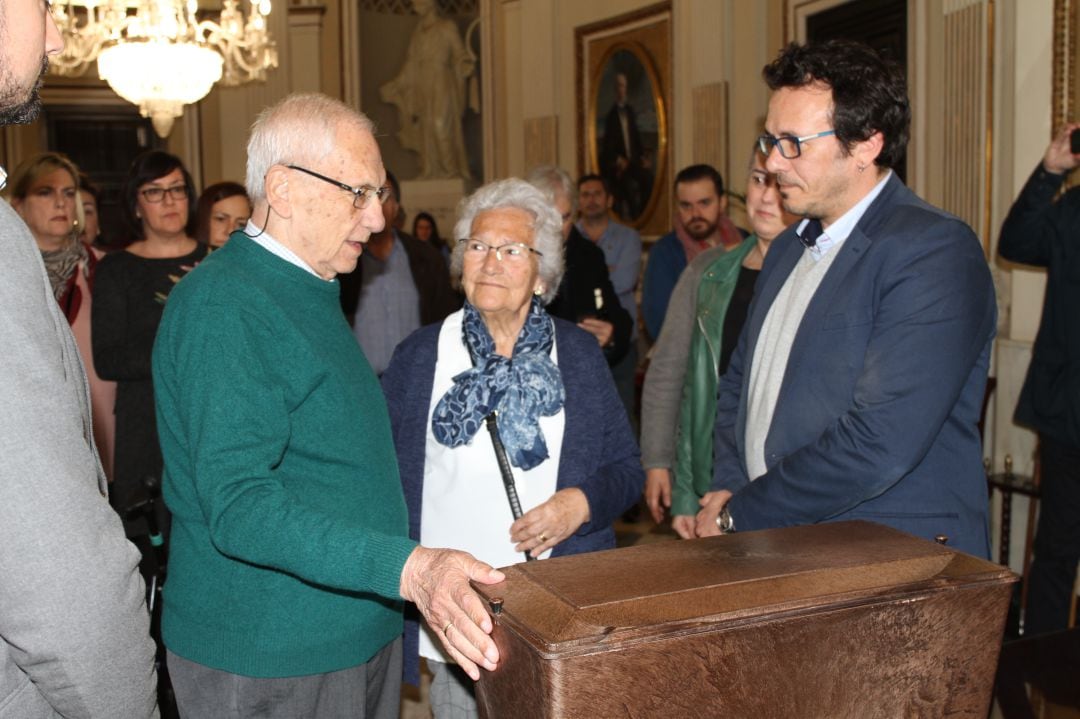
[{"xmin": 243, "ymin": 221, "xmax": 324, "ymax": 279}]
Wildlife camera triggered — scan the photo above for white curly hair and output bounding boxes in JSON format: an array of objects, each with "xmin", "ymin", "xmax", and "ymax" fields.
[{"xmin": 450, "ymin": 178, "xmax": 565, "ymax": 304}]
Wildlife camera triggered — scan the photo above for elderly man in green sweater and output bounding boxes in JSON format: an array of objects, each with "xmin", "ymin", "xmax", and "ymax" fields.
[{"xmin": 152, "ymin": 92, "xmax": 503, "ymax": 718}]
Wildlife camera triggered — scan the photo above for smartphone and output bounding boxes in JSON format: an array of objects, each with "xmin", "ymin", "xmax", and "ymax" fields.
[{"xmin": 1070, "ymin": 128, "xmax": 1080, "ymax": 154}]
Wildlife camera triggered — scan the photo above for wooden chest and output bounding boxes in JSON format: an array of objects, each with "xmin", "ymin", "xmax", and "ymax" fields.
[{"xmin": 472, "ymin": 521, "xmax": 1015, "ymax": 719}]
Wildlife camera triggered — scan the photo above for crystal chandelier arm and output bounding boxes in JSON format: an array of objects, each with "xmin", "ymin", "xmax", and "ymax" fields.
[
  {"xmin": 197, "ymin": 15, "xmax": 277, "ymax": 86},
  {"xmin": 50, "ymin": 1, "xmax": 138, "ymax": 76}
]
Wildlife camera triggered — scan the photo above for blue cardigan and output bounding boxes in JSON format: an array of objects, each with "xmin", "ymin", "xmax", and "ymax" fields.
[{"xmin": 381, "ymin": 315, "xmax": 643, "ymax": 685}]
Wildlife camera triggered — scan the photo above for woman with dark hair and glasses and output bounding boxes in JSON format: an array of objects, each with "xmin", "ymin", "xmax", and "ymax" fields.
[
  {"xmin": 195, "ymin": 181, "xmax": 252, "ymax": 248},
  {"xmin": 92, "ymin": 150, "xmax": 207, "ymax": 579}
]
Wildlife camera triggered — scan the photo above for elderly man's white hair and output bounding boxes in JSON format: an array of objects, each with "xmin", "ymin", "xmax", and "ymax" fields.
[
  {"xmin": 451, "ymin": 178, "xmax": 565, "ymax": 304},
  {"xmin": 525, "ymin": 165, "xmax": 577, "ymax": 213},
  {"xmin": 245, "ymin": 93, "xmax": 376, "ymax": 202}
]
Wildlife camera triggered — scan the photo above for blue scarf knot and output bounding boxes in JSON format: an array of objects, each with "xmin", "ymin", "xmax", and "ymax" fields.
[{"xmin": 431, "ymin": 297, "xmax": 565, "ymax": 470}]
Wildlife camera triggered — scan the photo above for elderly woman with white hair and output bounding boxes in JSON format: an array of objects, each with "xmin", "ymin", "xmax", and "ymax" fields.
[{"xmin": 382, "ymin": 178, "xmax": 642, "ymax": 717}]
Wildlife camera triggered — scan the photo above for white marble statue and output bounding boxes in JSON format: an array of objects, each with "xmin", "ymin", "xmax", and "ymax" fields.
[{"xmin": 381, "ymin": 0, "xmax": 474, "ymax": 179}]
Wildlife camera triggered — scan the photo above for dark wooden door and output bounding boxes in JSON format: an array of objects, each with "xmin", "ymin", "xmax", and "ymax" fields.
[
  {"xmin": 805, "ymin": 0, "xmax": 908, "ymax": 183},
  {"xmin": 46, "ymin": 106, "xmax": 163, "ymax": 248}
]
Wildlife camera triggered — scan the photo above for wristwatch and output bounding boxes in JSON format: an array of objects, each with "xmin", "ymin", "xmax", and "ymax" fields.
[{"xmin": 715, "ymin": 505, "xmax": 735, "ymax": 534}]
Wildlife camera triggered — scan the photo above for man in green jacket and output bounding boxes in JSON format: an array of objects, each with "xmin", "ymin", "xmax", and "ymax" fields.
[
  {"xmin": 153, "ymin": 92, "xmax": 503, "ymax": 719},
  {"xmin": 643, "ymin": 149, "xmax": 797, "ymax": 536}
]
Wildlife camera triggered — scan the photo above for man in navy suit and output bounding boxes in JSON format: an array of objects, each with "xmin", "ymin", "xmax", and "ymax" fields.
[{"xmin": 695, "ymin": 40, "xmax": 996, "ymax": 558}]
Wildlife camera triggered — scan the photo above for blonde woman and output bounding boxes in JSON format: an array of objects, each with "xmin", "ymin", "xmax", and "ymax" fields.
[{"xmin": 5, "ymin": 152, "xmax": 116, "ymax": 480}]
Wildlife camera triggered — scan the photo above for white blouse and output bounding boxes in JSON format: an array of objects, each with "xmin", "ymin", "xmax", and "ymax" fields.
[{"xmin": 418, "ymin": 308, "xmax": 564, "ymax": 663}]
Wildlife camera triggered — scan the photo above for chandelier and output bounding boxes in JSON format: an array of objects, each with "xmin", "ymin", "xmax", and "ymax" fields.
[{"xmin": 50, "ymin": 0, "xmax": 278, "ymax": 137}]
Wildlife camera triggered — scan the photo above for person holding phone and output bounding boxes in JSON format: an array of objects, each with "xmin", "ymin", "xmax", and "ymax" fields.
[{"xmin": 998, "ymin": 122, "xmax": 1080, "ymax": 636}]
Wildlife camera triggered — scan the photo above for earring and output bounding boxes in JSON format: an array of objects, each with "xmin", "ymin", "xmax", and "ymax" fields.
[
  {"xmin": 857, "ymin": 164, "xmax": 866, "ymax": 173},
  {"xmin": 534, "ymin": 286, "xmax": 543, "ymax": 296}
]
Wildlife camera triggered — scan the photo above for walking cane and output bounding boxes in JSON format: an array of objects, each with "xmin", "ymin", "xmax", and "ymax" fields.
[{"xmin": 484, "ymin": 411, "xmax": 536, "ymax": 562}]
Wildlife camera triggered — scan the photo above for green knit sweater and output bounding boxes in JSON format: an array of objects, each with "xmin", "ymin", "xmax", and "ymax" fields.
[{"xmin": 152, "ymin": 236, "xmax": 417, "ymax": 678}]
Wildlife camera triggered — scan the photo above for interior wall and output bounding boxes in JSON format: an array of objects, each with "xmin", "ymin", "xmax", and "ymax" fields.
[
  {"xmin": 359, "ymin": 7, "xmax": 425, "ymax": 180},
  {"xmin": 982, "ymin": 0, "xmax": 1051, "ymax": 574},
  {"xmin": 491, "ymin": 0, "xmax": 785, "ymax": 236},
  {"xmin": 195, "ymin": 0, "xmax": 297, "ymax": 187},
  {"xmin": 992, "ymin": 0, "xmax": 1052, "ymax": 482},
  {"xmin": 988, "ymin": 0, "xmax": 1052, "ymax": 483},
  {"xmin": 1004, "ymin": 0, "xmax": 1053, "ymax": 347}
]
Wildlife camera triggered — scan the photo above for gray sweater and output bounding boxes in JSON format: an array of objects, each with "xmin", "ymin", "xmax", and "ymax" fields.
[
  {"xmin": 640, "ymin": 245, "xmax": 729, "ymax": 469},
  {"xmin": 0, "ymin": 199, "xmax": 158, "ymax": 718}
]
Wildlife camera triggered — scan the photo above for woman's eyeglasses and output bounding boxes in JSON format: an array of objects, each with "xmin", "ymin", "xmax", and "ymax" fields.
[
  {"xmin": 458, "ymin": 239, "xmax": 543, "ymax": 264},
  {"xmin": 140, "ymin": 185, "xmax": 189, "ymax": 203}
]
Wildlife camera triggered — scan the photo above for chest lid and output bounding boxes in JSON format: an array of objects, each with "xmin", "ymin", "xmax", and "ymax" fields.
[{"xmin": 473, "ymin": 521, "xmax": 1012, "ymax": 657}]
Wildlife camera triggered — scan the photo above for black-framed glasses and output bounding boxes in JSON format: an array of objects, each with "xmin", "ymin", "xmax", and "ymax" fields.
[
  {"xmin": 285, "ymin": 164, "xmax": 390, "ymax": 210},
  {"xmin": 458, "ymin": 238, "xmax": 543, "ymax": 264},
  {"xmin": 757, "ymin": 130, "xmax": 836, "ymax": 159},
  {"xmin": 140, "ymin": 185, "xmax": 189, "ymax": 203}
]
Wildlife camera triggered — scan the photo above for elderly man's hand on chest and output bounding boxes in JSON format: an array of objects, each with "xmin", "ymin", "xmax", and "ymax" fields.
[{"xmin": 399, "ymin": 547, "xmax": 505, "ymax": 679}]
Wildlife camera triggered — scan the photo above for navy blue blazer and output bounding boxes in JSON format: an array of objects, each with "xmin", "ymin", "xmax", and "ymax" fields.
[
  {"xmin": 711, "ymin": 174, "xmax": 996, "ymax": 558},
  {"xmin": 381, "ymin": 315, "xmax": 643, "ymax": 684}
]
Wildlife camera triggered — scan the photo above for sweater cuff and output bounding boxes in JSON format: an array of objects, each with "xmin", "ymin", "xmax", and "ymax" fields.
[{"xmin": 364, "ymin": 535, "xmax": 420, "ymax": 602}]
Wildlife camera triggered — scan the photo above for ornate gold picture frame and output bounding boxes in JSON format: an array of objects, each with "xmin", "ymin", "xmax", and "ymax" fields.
[
  {"xmin": 1054, "ymin": 0, "xmax": 1080, "ymax": 134},
  {"xmin": 575, "ymin": 3, "xmax": 671, "ymax": 236}
]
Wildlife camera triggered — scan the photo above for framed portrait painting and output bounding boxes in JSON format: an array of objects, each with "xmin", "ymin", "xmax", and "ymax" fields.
[
  {"xmin": 1055, "ymin": 0, "xmax": 1080, "ymax": 139},
  {"xmin": 576, "ymin": 3, "xmax": 671, "ymax": 235}
]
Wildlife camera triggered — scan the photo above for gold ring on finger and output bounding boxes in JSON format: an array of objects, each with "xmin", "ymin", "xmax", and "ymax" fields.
[{"xmin": 443, "ymin": 620, "xmax": 454, "ymax": 634}]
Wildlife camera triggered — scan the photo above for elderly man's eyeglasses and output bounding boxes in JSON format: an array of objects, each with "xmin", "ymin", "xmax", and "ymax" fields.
[
  {"xmin": 458, "ymin": 239, "xmax": 543, "ymax": 264},
  {"xmin": 285, "ymin": 164, "xmax": 390, "ymax": 210},
  {"xmin": 140, "ymin": 185, "xmax": 189, "ymax": 203},
  {"xmin": 757, "ymin": 130, "xmax": 836, "ymax": 159}
]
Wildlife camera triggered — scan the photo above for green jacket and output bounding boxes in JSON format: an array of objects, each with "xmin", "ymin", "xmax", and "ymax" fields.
[{"xmin": 672, "ymin": 236, "xmax": 757, "ymax": 516}]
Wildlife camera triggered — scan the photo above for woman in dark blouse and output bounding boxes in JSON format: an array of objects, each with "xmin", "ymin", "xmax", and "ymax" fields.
[{"xmin": 92, "ymin": 151, "xmax": 207, "ymax": 575}]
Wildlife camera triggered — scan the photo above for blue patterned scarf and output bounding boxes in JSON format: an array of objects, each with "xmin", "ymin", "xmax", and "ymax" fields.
[{"xmin": 431, "ymin": 297, "xmax": 565, "ymax": 470}]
